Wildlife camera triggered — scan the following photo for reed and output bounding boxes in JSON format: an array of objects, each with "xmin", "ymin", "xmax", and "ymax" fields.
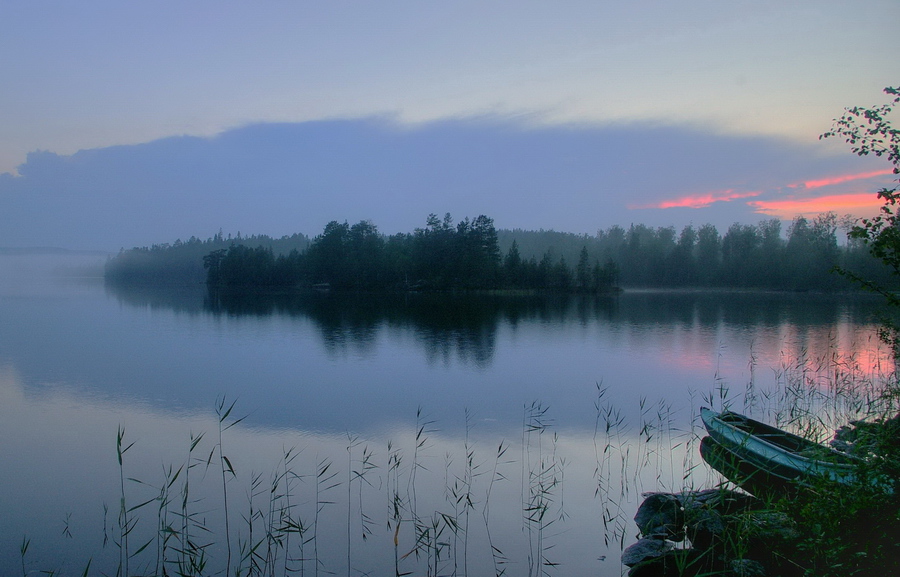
[
  {"xmin": 115, "ymin": 425, "xmax": 131, "ymax": 577},
  {"xmin": 346, "ymin": 435, "xmax": 376, "ymax": 576},
  {"xmin": 148, "ymin": 463, "xmax": 181, "ymax": 575},
  {"xmin": 382, "ymin": 439, "xmax": 400, "ymax": 576},
  {"xmin": 408, "ymin": 406, "xmax": 435, "ymax": 527},
  {"xmin": 237, "ymin": 470, "xmax": 264, "ymax": 576},
  {"xmin": 19, "ymin": 536, "xmax": 29, "ymax": 577},
  {"xmin": 593, "ymin": 383, "xmax": 630, "ymax": 550},
  {"xmin": 522, "ymin": 400, "xmax": 563, "ymax": 576},
  {"xmin": 114, "ymin": 426, "xmax": 156, "ymax": 577},
  {"xmin": 458, "ymin": 409, "xmax": 477, "ymax": 576},
  {"xmin": 212, "ymin": 395, "xmax": 245, "ymax": 577},
  {"xmin": 312, "ymin": 456, "xmax": 340, "ymax": 577},
  {"xmin": 172, "ymin": 431, "xmax": 209, "ymax": 577},
  {"xmin": 280, "ymin": 446, "xmax": 305, "ymax": 576},
  {"xmin": 16, "ymin": 340, "xmax": 897, "ymax": 576},
  {"xmin": 482, "ymin": 439, "xmax": 511, "ymax": 577},
  {"xmin": 345, "ymin": 434, "xmax": 358, "ymax": 576}
]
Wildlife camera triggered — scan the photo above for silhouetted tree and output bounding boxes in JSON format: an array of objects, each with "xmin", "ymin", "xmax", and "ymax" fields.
[
  {"xmin": 757, "ymin": 219, "xmax": 784, "ymax": 287},
  {"xmin": 504, "ymin": 239, "xmax": 523, "ymax": 287},
  {"xmin": 695, "ymin": 223, "xmax": 722, "ymax": 285},
  {"xmin": 781, "ymin": 215, "xmax": 840, "ymax": 290},
  {"xmin": 203, "ymin": 248, "xmax": 228, "ymax": 285},
  {"xmin": 667, "ymin": 225, "xmax": 697, "ymax": 286},
  {"xmin": 347, "ymin": 220, "xmax": 384, "ymax": 289},
  {"xmin": 576, "ymin": 246, "xmax": 591, "ymax": 291},
  {"xmin": 721, "ymin": 223, "xmax": 761, "ymax": 286},
  {"xmin": 307, "ymin": 220, "xmax": 350, "ymax": 286}
]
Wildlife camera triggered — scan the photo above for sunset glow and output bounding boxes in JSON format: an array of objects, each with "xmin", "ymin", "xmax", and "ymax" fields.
[
  {"xmin": 633, "ymin": 189, "xmax": 762, "ymax": 210},
  {"xmin": 641, "ymin": 167, "xmax": 897, "ymax": 220},
  {"xmin": 795, "ymin": 169, "xmax": 894, "ymax": 190},
  {"xmin": 748, "ymin": 193, "xmax": 883, "ymax": 219}
]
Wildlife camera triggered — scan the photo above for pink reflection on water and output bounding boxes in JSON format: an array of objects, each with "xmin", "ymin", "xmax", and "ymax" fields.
[{"xmin": 647, "ymin": 314, "xmax": 894, "ymax": 395}]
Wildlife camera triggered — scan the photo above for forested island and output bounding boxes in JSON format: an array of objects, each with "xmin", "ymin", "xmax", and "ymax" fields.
[{"xmin": 104, "ymin": 211, "xmax": 898, "ymax": 293}]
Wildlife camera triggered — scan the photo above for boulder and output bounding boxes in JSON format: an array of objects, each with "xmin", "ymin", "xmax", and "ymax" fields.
[
  {"xmin": 622, "ymin": 536, "xmax": 674, "ymax": 567},
  {"xmin": 627, "ymin": 489, "xmax": 775, "ymax": 576},
  {"xmin": 634, "ymin": 492, "xmax": 685, "ymax": 540},
  {"xmin": 626, "ymin": 549, "xmax": 709, "ymax": 577}
]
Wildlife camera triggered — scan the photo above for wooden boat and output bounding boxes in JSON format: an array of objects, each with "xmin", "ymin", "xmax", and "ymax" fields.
[
  {"xmin": 699, "ymin": 407, "xmax": 861, "ymax": 494},
  {"xmin": 700, "ymin": 436, "xmax": 807, "ymax": 498}
]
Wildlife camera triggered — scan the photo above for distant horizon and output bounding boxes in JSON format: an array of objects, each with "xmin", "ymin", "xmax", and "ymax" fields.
[
  {"xmin": 1, "ymin": 117, "xmax": 892, "ymax": 252},
  {"xmin": 0, "ymin": 210, "xmax": 856, "ymax": 255},
  {"xmin": 0, "ymin": 246, "xmax": 113, "ymax": 255},
  {"xmin": 2, "ymin": 3, "xmax": 897, "ymax": 252}
]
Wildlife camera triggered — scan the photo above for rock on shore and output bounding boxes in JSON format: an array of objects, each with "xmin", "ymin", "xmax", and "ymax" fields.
[{"xmin": 623, "ymin": 489, "xmax": 796, "ymax": 577}]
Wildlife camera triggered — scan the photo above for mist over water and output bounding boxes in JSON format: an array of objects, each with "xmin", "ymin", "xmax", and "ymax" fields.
[{"xmin": 0, "ymin": 254, "xmax": 893, "ymax": 575}]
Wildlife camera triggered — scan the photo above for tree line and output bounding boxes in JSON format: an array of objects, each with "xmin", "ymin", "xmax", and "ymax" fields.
[
  {"xmin": 504, "ymin": 213, "xmax": 892, "ymax": 291},
  {"xmin": 200, "ymin": 214, "xmax": 619, "ymax": 292},
  {"xmin": 104, "ymin": 211, "xmax": 899, "ymax": 293},
  {"xmin": 103, "ymin": 232, "xmax": 310, "ymax": 285}
]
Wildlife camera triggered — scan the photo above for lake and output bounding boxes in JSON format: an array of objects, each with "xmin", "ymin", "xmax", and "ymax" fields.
[{"xmin": 0, "ymin": 253, "xmax": 894, "ymax": 576}]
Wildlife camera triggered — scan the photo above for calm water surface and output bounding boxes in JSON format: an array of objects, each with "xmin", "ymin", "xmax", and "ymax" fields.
[{"xmin": 0, "ymin": 254, "xmax": 893, "ymax": 576}]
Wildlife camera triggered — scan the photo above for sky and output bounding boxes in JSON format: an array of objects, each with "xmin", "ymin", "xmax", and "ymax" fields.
[{"xmin": 1, "ymin": 1, "xmax": 898, "ymax": 251}]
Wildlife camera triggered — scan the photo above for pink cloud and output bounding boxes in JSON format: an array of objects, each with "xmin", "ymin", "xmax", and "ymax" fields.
[
  {"xmin": 792, "ymin": 169, "xmax": 894, "ymax": 190},
  {"xmin": 631, "ymin": 168, "xmax": 894, "ymax": 216},
  {"xmin": 631, "ymin": 189, "xmax": 762, "ymax": 210},
  {"xmin": 748, "ymin": 193, "xmax": 883, "ymax": 219}
]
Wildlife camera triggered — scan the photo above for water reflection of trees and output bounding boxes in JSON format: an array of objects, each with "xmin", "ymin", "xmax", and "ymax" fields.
[
  {"xmin": 104, "ymin": 284, "xmax": 888, "ymax": 369},
  {"xmin": 104, "ymin": 281, "xmax": 208, "ymax": 314},
  {"xmin": 198, "ymin": 290, "xmax": 616, "ymax": 366},
  {"xmin": 194, "ymin": 290, "xmax": 622, "ymax": 366}
]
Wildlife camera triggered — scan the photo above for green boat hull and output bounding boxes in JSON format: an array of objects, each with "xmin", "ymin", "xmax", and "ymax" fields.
[
  {"xmin": 700, "ymin": 436, "xmax": 807, "ymax": 498},
  {"xmin": 700, "ymin": 408, "xmax": 861, "ymax": 495}
]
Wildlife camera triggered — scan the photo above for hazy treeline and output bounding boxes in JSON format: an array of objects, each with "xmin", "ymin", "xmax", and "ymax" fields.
[
  {"xmin": 105, "ymin": 212, "xmax": 899, "ymax": 292},
  {"xmin": 502, "ymin": 213, "xmax": 898, "ymax": 291},
  {"xmin": 202, "ymin": 213, "xmax": 619, "ymax": 292},
  {"xmin": 104, "ymin": 232, "xmax": 310, "ymax": 285}
]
